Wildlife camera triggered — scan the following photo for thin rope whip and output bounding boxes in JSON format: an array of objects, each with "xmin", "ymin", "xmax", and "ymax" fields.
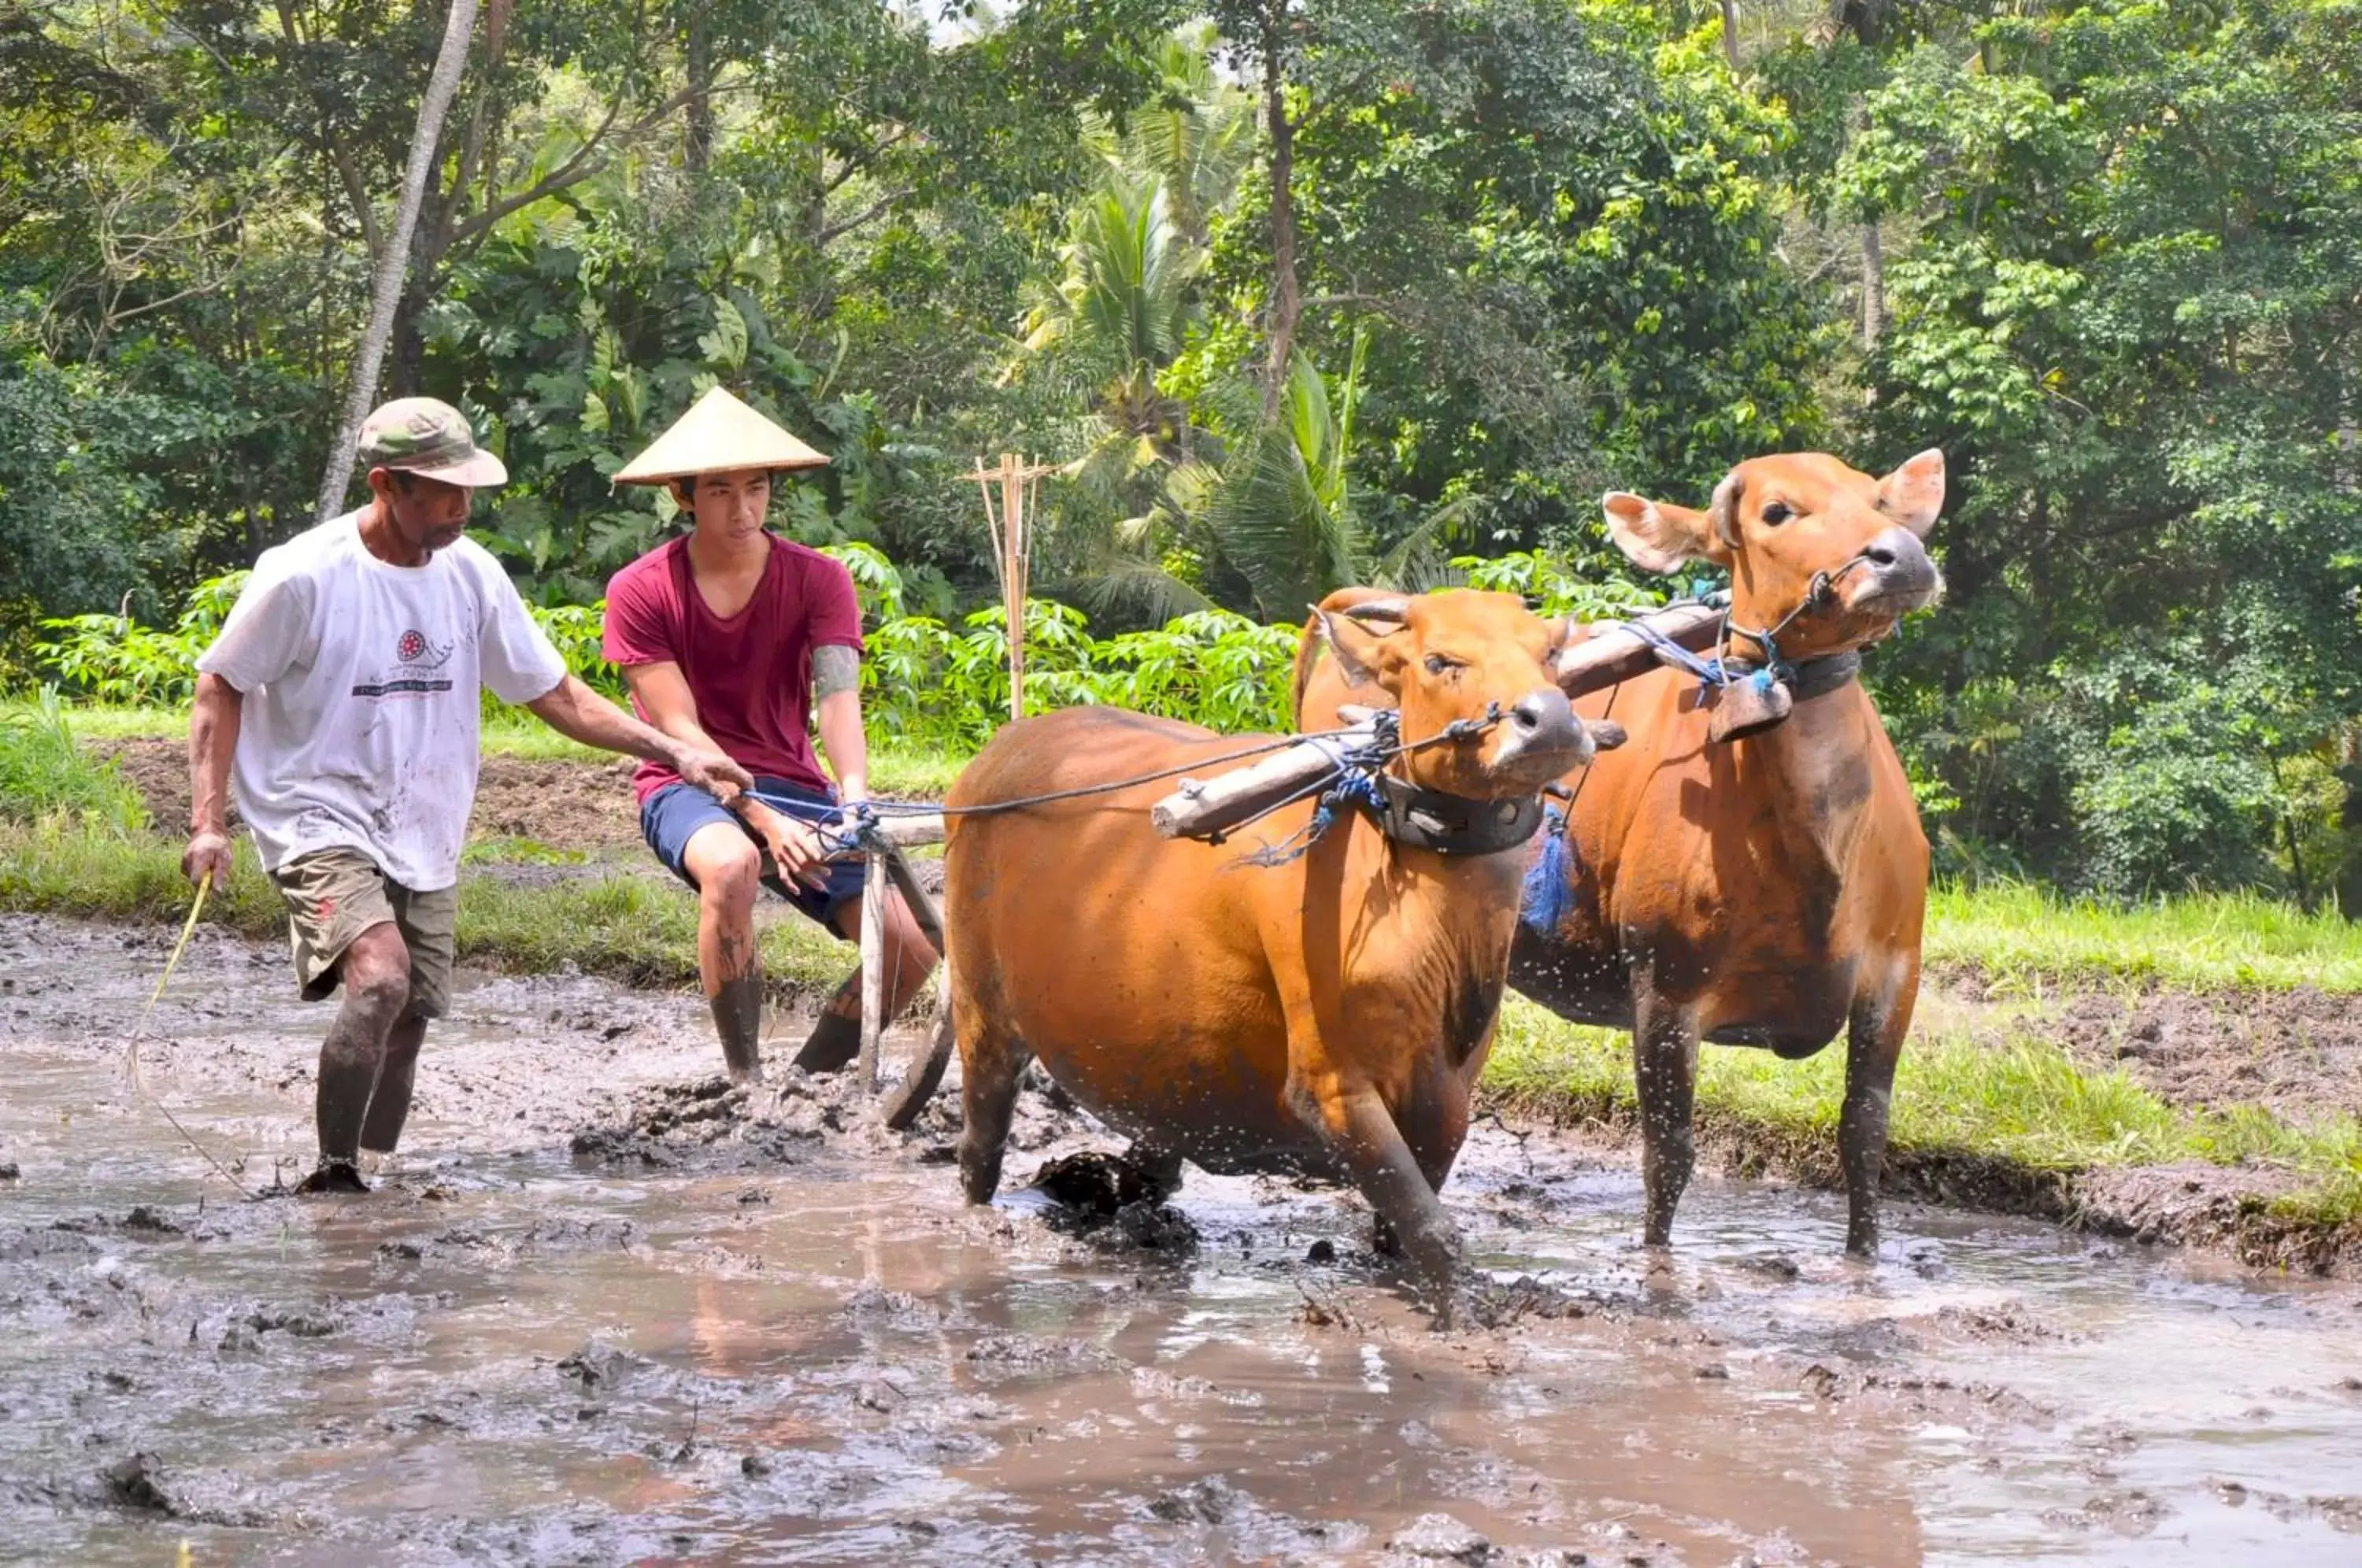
[{"xmin": 125, "ymin": 876, "xmax": 255, "ymax": 1199}]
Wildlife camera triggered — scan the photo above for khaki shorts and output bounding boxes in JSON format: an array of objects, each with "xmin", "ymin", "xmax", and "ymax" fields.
[{"xmin": 270, "ymin": 847, "xmax": 457, "ymax": 1019}]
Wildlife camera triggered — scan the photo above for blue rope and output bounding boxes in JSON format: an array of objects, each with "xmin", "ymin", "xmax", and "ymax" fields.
[
  {"xmin": 1618, "ymin": 616, "xmax": 1734, "ymax": 688},
  {"xmin": 1519, "ymin": 804, "xmax": 1573, "ymax": 934},
  {"xmin": 1237, "ymin": 767, "xmax": 1388, "ymax": 868},
  {"xmin": 1616, "ymin": 606, "xmax": 1792, "ymax": 697},
  {"xmin": 742, "ymin": 790, "xmax": 876, "ymax": 856}
]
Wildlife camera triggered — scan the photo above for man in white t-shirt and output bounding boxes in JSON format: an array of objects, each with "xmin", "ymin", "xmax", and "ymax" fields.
[{"xmin": 183, "ymin": 398, "xmax": 752, "ymax": 1195}]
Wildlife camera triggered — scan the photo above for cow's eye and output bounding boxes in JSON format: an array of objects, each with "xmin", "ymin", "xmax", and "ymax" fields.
[
  {"xmin": 1424, "ymin": 653, "xmax": 1464, "ymax": 675},
  {"xmin": 1761, "ymin": 501, "xmax": 1794, "ymax": 525}
]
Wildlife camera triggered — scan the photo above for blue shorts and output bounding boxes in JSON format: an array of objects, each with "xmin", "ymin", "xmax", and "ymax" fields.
[{"xmin": 640, "ymin": 776, "xmax": 866, "ymax": 928}]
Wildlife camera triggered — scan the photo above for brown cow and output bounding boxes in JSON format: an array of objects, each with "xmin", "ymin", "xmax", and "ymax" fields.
[
  {"xmin": 941, "ymin": 591, "xmax": 1601, "ymax": 1307},
  {"xmin": 1297, "ymin": 451, "xmax": 1945, "ymax": 1256}
]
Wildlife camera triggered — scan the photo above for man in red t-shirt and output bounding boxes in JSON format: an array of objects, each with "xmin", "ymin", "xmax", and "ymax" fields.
[{"xmin": 603, "ymin": 387, "xmax": 938, "ymax": 1082}]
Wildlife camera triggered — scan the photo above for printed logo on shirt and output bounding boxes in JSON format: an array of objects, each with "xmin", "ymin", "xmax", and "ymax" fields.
[
  {"xmin": 353, "ymin": 627, "xmax": 458, "ymax": 699},
  {"xmin": 394, "ymin": 628, "xmax": 454, "ymax": 668}
]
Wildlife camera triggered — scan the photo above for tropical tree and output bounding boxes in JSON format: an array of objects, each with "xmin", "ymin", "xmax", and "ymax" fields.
[
  {"xmin": 1844, "ymin": 0, "xmax": 2362, "ymax": 897},
  {"xmin": 1084, "ymin": 22, "xmax": 1255, "ymax": 250},
  {"xmin": 315, "ymin": 0, "xmax": 480, "ymax": 519}
]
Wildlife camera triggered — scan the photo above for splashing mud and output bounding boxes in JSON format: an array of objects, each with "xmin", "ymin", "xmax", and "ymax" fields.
[{"xmin": 4, "ymin": 912, "xmax": 2360, "ymax": 1563}]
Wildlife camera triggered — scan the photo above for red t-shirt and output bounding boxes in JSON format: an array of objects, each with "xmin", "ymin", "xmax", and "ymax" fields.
[{"xmin": 602, "ymin": 534, "xmax": 864, "ymax": 803}]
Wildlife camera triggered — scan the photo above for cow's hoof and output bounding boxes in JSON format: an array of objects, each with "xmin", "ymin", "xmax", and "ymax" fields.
[{"xmin": 959, "ymin": 1148, "xmax": 1003, "ymax": 1206}]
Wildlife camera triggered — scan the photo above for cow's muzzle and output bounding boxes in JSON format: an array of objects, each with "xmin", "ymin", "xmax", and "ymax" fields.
[
  {"xmin": 1493, "ymin": 686, "xmax": 1591, "ymax": 778},
  {"xmin": 1842, "ymin": 526, "xmax": 1944, "ymax": 613}
]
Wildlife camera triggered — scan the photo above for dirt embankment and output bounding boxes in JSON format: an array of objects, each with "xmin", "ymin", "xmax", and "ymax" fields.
[
  {"xmin": 1939, "ymin": 965, "xmax": 2362, "ymax": 1130},
  {"xmin": 94, "ymin": 736, "xmax": 649, "ymax": 849}
]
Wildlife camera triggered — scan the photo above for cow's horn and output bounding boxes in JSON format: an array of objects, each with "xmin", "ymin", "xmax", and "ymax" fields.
[{"xmin": 1338, "ymin": 597, "xmax": 1409, "ymax": 627}]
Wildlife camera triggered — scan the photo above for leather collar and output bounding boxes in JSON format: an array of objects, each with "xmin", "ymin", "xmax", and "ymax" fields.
[
  {"xmin": 1726, "ymin": 649, "xmax": 1862, "ymax": 703},
  {"xmin": 1363, "ymin": 772, "xmax": 1546, "ymax": 856}
]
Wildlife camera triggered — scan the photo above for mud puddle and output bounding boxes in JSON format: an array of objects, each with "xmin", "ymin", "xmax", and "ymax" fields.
[{"xmin": 5, "ymin": 913, "xmax": 2362, "ymax": 1565}]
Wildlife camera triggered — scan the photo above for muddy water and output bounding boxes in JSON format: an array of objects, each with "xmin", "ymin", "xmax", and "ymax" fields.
[{"xmin": 4, "ymin": 914, "xmax": 2360, "ymax": 1566}]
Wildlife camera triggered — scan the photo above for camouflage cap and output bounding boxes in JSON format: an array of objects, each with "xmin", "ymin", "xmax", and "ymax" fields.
[{"xmin": 357, "ymin": 398, "xmax": 509, "ymax": 488}]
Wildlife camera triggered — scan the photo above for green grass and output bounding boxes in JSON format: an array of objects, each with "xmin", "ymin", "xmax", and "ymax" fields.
[
  {"xmin": 14, "ymin": 701, "xmax": 966, "ymax": 800},
  {"xmin": 1481, "ymin": 998, "xmax": 2362, "ymax": 1228},
  {"xmin": 42, "ymin": 699, "xmax": 2359, "ymax": 989},
  {"xmin": 1926, "ymin": 880, "xmax": 2362, "ymax": 994},
  {"xmin": 0, "ymin": 819, "xmax": 851, "ymax": 1001},
  {"xmin": 460, "ymin": 834, "xmax": 587, "ymax": 865},
  {"xmin": 0, "ymin": 695, "xmax": 149, "ymax": 830}
]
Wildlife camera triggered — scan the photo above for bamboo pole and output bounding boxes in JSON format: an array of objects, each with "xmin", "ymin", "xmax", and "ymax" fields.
[
  {"xmin": 1001, "ymin": 453, "xmax": 1025, "ymax": 722},
  {"xmin": 972, "ymin": 452, "xmax": 1055, "ymax": 726}
]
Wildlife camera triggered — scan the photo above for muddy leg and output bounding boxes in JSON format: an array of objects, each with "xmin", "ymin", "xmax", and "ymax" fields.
[
  {"xmin": 881, "ymin": 953, "xmax": 955, "ymax": 1132},
  {"xmin": 1372, "ymin": 1058, "xmax": 1472, "ymax": 1257},
  {"xmin": 358, "ymin": 1011, "xmax": 428, "ymax": 1155},
  {"xmin": 804, "ymin": 889, "xmax": 939, "ymax": 1074},
  {"xmin": 1840, "ymin": 963, "xmax": 1916, "ymax": 1258},
  {"xmin": 957, "ymin": 1021, "xmax": 1031, "ymax": 1205},
  {"xmin": 794, "ymin": 967, "xmax": 864, "ymax": 1074},
  {"xmin": 1632, "ymin": 987, "xmax": 1700, "ymax": 1248},
  {"xmin": 1312, "ymin": 1083, "xmax": 1461, "ymax": 1307},
  {"xmin": 879, "ymin": 889, "xmax": 939, "ymax": 1017},
  {"xmin": 316, "ymin": 923, "xmax": 411, "ymax": 1167},
  {"xmin": 683, "ymin": 824, "xmax": 766, "ymax": 1083}
]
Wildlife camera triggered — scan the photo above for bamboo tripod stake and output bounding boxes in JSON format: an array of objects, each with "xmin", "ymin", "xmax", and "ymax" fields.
[{"xmin": 970, "ymin": 453, "xmax": 1054, "ymax": 723}]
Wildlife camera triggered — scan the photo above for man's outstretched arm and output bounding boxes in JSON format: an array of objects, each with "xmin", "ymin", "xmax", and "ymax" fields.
[{"xmin": 524, "ymin": 675, "xmax": 753, "ymax": 798}]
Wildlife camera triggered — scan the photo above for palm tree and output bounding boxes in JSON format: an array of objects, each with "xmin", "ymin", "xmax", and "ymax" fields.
[
  {"xmin": 1013, "ymin": 30, "xmax": 1452, "ymax": 625},
  {"xmin": 1019, "ymin": 172, "xmax": 1197, "ymax": 411},
  {"xmin": 1009, "ymin": 168, "xmax": 1217, "ymax": 623},
  {"xmin": 1085, "ymin": 24, "xmax": 1254, "ymax": 250},
  {"xmin": 1152, "ymin": 331, "xmax": 1474, "ymax": 620}
]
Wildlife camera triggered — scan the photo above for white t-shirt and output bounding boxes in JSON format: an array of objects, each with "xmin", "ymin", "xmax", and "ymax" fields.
[{"xmin": 197, "ymin": 511, "xmax": 568, "ymax": 891}]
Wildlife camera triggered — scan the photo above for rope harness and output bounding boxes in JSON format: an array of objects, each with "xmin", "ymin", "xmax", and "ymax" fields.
[
  {"xmin": 1231, "ymin": 707, "xmax": 1544, "ymax": 867},
  {"xmin": 1625, "ymin": 557, "xmax": 1876, "ymax": 707},
  {"xmin": 744, "ymin": 704, "xmax": 1538, "ymax": 867},
  {"xmin": 1515, "ymin": 558, "xmax": 1886, "ymax": 934}
]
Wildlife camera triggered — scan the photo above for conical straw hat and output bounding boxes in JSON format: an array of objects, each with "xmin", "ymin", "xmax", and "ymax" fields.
[{"xmin": 612, "ymin": 386, "xmax": 829, "ymax": 485}]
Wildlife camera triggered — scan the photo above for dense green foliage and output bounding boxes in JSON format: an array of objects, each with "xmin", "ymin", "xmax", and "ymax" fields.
[
  {"xmin": 38, "ymin": 564, "xmax": 1309, "ymax": 745},
  {"xmin": 5, "ymin": 0, "xmax": 2359, "ymax": 903}
]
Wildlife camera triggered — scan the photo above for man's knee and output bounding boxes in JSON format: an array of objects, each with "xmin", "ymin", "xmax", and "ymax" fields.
[
  {"xmin": 340, "ymin": 923, "xmax": 413, "ymax": 1011},
  {"xmin": 687, "ymin": 828, "xmax": 762, "ymax": 908}
]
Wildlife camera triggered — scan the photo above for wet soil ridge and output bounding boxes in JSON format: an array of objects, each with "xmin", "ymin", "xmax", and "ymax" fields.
[
  {"xmin": 93, "ymin": 736, "xmax": 650, "ymax": 849},
  {"xmin": 1938, "ymin": 962, "xmax": 2362, "ymax": 1126},
  {"xmin": 1483, "ymin": 1081, "xmax": 2362, "ymax": 1278}
]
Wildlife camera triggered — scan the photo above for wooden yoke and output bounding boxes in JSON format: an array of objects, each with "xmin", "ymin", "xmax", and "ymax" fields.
[
  {"xmin": 1549, "ymin": 602, "xmax": 1723, "ymax": 698},
  {"xmin": 1149, "ymin": 719, "xmax": 1383, "ymax": 844}
]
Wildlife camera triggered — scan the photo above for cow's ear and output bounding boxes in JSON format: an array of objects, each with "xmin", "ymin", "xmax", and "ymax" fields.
[
  {"xmin": 1602, "ymin": 491, "xmax": 1715, "ymax": 574},
  {"xmin": 1316, "ymin": 601, "xmax": 1407, "ymax": 692},
  {"xmin": 1879, "ymin": 448, "xmax": 1945, "ymax": 537}
]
